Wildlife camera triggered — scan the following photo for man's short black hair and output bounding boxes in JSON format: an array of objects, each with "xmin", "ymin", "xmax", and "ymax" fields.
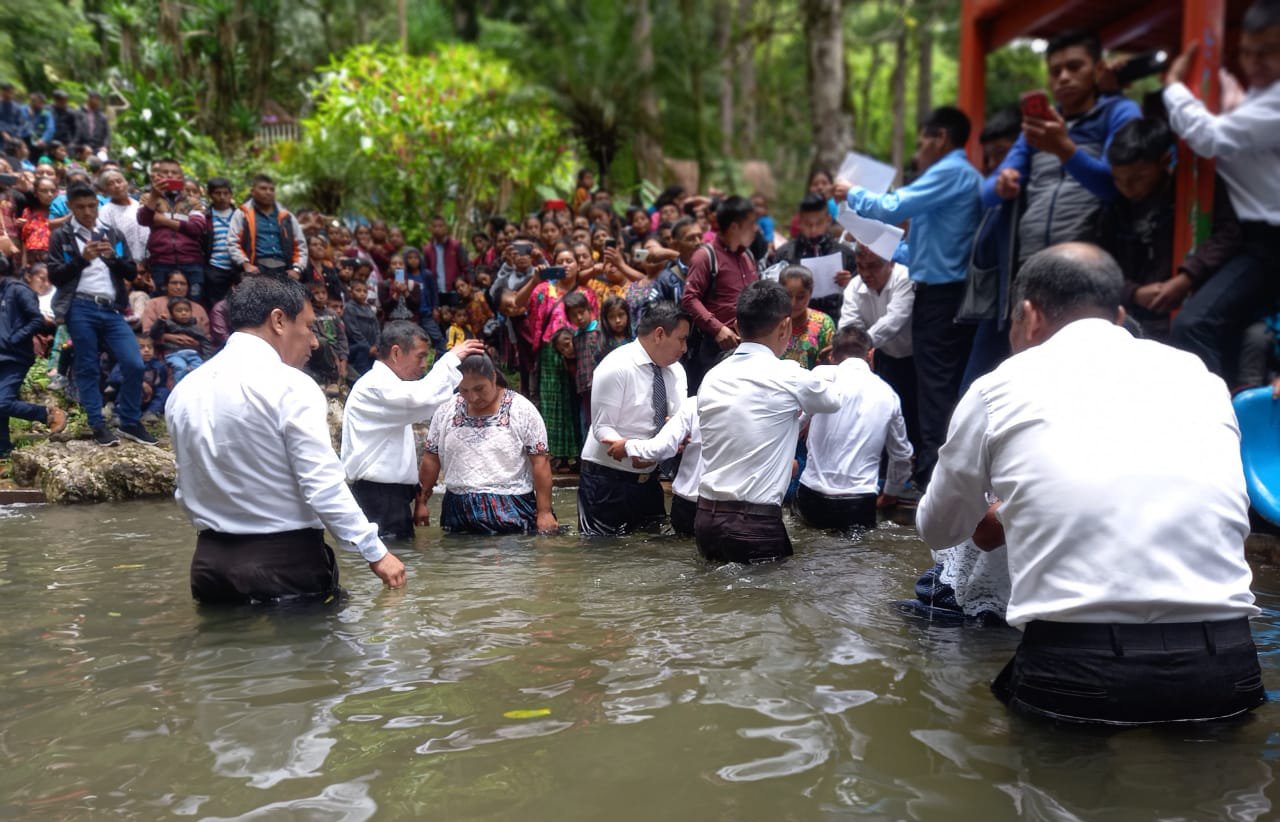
[
  {"xmin": 377, "ymin": 320, "xmax": 428, "ymax": 358},
  {"xmin": 1107, "ymin": 118, "xmax": 1174, "ymax": 166},
  {"xmin": 1244, "ymin": 0, "xmax": 1280, "ymax": 32},
  {"xmin": 798, "ymin": 192, "xmax": 829, "ymax": 214},
  {"xmin": 980, "ymin": 106, "xmax": 1023, "ymax": 143},
  {"xmin": 207, "ymin": 176, "xmax": 232, "ymax": 193},
  {"xmin": 1046, "ymin": 30, "xmax": 1102, "ymax": 62},
  {"xmin": 832, "ymin": 325, "xmax": 872, "ymax": 361},
  {"xmin": 66, "ymin": 182, "xmax": 97, "ymax": 202},
  {"xmin": 227, "ymin": 275, "xmax": 310, "ymax": 331},
  {"xmin": 1011, "ymin": 243, "xmax": 1123, "ymax": 324},
  {"xmin": 922, "ymin": 106, "xmax": 972, "ymax": 149},
  {"xmin": 251, "ymin": 173, "xmax": 274, "ymax": 187},
  {"xmin": 486, "ymin": 216, "xmax": 508, "ymax": 233},
  {"xmin": 736, "ymin": 280, "xmax": 792, "ymax": 339},
  {"xmin": 671, "ymin": 216, "xmax": 698, "ymax": 239},
  {"xmin": 636, "ymin": 299, "xmax": 689, "ymax": 337},
  {"xmin": 715, "ymin": 195, "xmax": 755, "ymax": 231}
]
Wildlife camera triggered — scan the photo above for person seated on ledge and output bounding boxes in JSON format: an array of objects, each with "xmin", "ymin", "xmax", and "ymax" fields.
[
  {"xmin": 916, "ymin": 242, "xmax": 1265, "ymax": 726},
  {"xmin": 417, "ymin": 353, "xmax": 558, "ymax": 535}
]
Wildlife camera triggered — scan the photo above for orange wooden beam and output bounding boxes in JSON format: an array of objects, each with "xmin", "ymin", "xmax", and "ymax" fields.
[
  {"xmin": 1101, "ymin": 0, "xmax": 1181, "ymax": 49},
  {"xmin": 1172, "ymin": 0, "xmax": 1224, "ymax": 277},
  {"xmin": 959, "ymin": 0, "xmax": 989, "ymax": 166}
]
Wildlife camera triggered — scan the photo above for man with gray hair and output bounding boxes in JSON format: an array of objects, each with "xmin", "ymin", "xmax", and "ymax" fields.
[
  {"xmin": 917, "ymin": 243, "xmax": 1265, "ymax": 725},
  {"xmin": 341, "ymin": 322, "xmax": 483, "ymax": 539},
  {"xmin": 168, "ymin": 275, "xmax": 406, "ymax": 604}
]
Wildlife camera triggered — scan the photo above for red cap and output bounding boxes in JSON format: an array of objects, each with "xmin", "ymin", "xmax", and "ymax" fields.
[{"xmin": 544, "ymin": 198, "xmax": 567, "ymax": 211}]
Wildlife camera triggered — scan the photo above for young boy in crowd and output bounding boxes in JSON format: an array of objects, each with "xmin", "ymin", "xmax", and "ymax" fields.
[
  {"xmin": 343, "ymin": 279, "xmax": 379, "ymax": 376},
  {"xmin": 134, "ymin": 336, "xmax": 171, "ymax": 422},
  {"xmin": 1098, "ymin": 117, "xmax": 1241, "ymax": 340},
  {"xmin": 205, "ymin": 177, "xmax": 239, "ymax": 306},
  {"xmin": 443, "ymin": 306, "xmax": 469, "ymax": 349},
  {"xmin": 305, "ymin": 280, "xmax": 348, "ymax": 398},
  {"xmin": 151, "ymin": 297, "xmax": 212, "ymax": 384},
  {"xmin": 564, "ymin": 290, "xmax": 604, "ymax": 434},
  {"xmin": 454, "ymin": 277, "xmax": 494, "ymax": 337}
]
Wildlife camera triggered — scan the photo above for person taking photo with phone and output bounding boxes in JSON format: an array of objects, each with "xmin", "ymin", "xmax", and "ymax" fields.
[
  {"xmin": 137, "ymin": 157, "xmax": 208, "ymax": 301},
  {"xmin": 982, "ymin": 31, "xmax": 1141, "ymax": 265}
]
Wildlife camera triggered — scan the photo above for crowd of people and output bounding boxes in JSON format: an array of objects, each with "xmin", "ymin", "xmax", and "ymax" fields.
[{"xmin": 3, "ymin": 0, "xmax": 1280, "ymax": 729}]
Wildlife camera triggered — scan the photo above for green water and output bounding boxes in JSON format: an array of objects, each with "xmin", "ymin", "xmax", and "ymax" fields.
[{"xmin": 1, "ymin": 493, "xmax": 1278, "ymax": 820}]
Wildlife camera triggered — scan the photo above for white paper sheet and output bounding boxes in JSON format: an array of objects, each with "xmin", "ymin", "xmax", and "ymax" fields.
[
  {"xmin": 836, "ymin": 207, "xmax": 905, "ymax": 262},
  {"xmin": 799, "ymin": 252, "xmax": 845, "ymax": 300},
  {"xmin": 836, "ymin": 151, "xmax": 897, "ymax": 195}
]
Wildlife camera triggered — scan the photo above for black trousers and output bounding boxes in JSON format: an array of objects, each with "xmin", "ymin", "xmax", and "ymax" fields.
[
  {"xmin": 873, "ymin": 349, "xmax": 919, "ymax": 453},
  {"xmin": 694, "ymin": 498, "xmax": 791, "ymax": 564},
  {"xmin": 350, "ymin": 479, "xmax": 418, "ymax": 540},
  {"xmin": 911, "ymin": 281, "xmax": 976, "ymax": 488},
  {"xmin": 795, "ymin": 484, "xmax": 877, "ymax": 531},
  {"xmin": 191, "ymin": 528, "xmax": 342, "ymax": 605},
  {"xmin": 993, "ymin": 618, "xmax": 1267, "ymax": 726},
  {"xmin": 577, "ymin": 461, "xmax": 667, "ymax": 536},
  {"xmin": 670, "ymin": 494, "xmax": 697, "ymax": 537}
]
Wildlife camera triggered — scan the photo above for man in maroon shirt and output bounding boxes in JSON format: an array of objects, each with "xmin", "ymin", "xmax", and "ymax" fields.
[
  {"xmin": 137, "ymin": 158, "xmax": 208, "ymax": 304},
  {"xmin": 680, "ymin": 195, "xmax": 759, "ymax": 391}
]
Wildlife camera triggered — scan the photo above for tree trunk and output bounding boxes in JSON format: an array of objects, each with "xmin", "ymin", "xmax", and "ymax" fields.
[
  {"xmin": 889, "ymin": 12, "xmax": 909, "ymax": 175},
  {"xmin": 916, "ymin": 10, "xmax": 933, "ymax": 128},
  {"xmin": 633, "ymin": 0, "xmax": 663, "ymax": 184},
  {"xmin": 736, "ymin": 0, "xmax": 757, "ymax": 156},
  {"xmin": 714, "ymin": 1, "xmax": 734, "ymax": 159},
  {"xmin": 679, "ymin": 0, "xmax": 708, "ymax": 184},
  {"xmin": 803, "ymin": 0, "xmax": 851, "ymax": 175}
]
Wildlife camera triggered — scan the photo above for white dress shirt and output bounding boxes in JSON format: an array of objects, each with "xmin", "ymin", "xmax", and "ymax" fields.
[
  {"xmin": 340, "ymin": 352, "xmax": 462, "ymax": 485},
  {"xmin": 624, "ymin": 396, "xmax": 702, "ymax": 501},
  {"xmin": 917, "ymin": 319, "xmax": 1258, "ymax": 628},
  {"xmin": 801, "ymin": 357, "xmax": 912, "ymax": 497},
  {"xmin": 1164, "ymin": 80, "xmax": 1280, "ymax": 225},
  {"xmin": 697, "ymin": 342, "xmax": 843, "ymax": 506},
  {"xmin": 99, "ymin": 199, "xmax": 149, "ymax": 262},
  {"xmin": 72, "ymin": 221, "xmax": 115, "ymax": 300},
  {"xmin": 582, "ymin": 340, "xmax": 687, "ymax": 473},
  {"xmin": 838, "ymin": 263, "xmax": 913, "ymax": 358},
  {"xmin": 167, "ymin": 332, "xmax": 387, "ymax": 563}
]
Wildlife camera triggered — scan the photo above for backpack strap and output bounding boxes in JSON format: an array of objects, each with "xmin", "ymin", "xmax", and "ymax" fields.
[{"xmin": 698, "ymin": 243, "xmax": 718, "ymax": 295}]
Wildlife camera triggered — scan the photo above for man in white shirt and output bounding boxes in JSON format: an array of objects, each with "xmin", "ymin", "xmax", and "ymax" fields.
[
  {"xmin": 696, "ymin": 280, "xmax": 843, "ymax": 563},
  {"xmin": 839, "ymin": 242, "xmax": 917, "ymax": 450},
  {"xmin": 917, "ymin": 243, "xmax": 1265, "ymax": 725},
  {"xmin": 1164, "ymin": 0, "xmax": 1280, "ymax": 377},
  {"xmin": 797, "ymin": 325, "xmax": 912, "ymax": 532},
  {"xmin": 579, "ymin": 300, "xmax": 689, "ymax": 535},
  {"xmin": 340, "ymin": 321, "xmax": 482, "ymax": 540},
  {"xmin": 167, "ymin": 276, "xmax": 406, "ymax": 605},
  {"xmin": 603, "ymin": 396, "xmax": 702, "ymax": 536}
]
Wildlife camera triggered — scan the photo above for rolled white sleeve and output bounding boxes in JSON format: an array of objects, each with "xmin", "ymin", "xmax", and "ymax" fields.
[
  {"xmin": 364, "ymin": 352, "xmax": 463, "ymax": 426},
  {"xmin": 625, "ymin": 398, "xmax": 694, "ymax": 461},
  {"xmin": 915, "ymin": 384, "xmax": 993, "ymax": 549},
  {"xmin": 1164, "ymin": 82, "xmax": 1280, "ymax": 159},
  {"xmin": 281, "ymin": 382, "xmax": 387, "ymax": 563}
]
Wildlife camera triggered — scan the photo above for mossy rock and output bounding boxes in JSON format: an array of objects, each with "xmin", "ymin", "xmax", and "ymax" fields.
[{"xmin": 9, "ymin": 440, "xmax": 177, "ymax": 504}]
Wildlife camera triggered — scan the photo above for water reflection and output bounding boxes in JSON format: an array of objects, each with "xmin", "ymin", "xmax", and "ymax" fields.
[{"xmin": 0, "ymin": 497, "xmax": 1276, "ymax": 819}]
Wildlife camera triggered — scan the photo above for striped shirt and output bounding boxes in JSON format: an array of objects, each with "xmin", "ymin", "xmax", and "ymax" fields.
[{"xmin": 208, "ymin": 207, "xmax": 235, "ymax": 270}]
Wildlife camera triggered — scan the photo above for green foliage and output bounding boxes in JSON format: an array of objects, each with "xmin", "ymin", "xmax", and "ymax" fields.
[
  {"xmin": 278, "ymin": 43, "xmax": 576, "ymax": 240},
  {"xmin": 112, "ymin": 76, "xmax": 222, "ymax": 180}
]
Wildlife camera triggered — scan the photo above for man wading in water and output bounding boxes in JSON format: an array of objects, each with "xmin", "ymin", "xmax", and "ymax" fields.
[{"xmin": 167, "ymin": 275, "xmax": 406, "ymax": 605}]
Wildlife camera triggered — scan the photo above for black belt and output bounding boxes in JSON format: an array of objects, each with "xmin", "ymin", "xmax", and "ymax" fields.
[
  {"xmin": 74, "ymin": 293, "xmax": 116, "ymax": 309},
  {"xmin": 581, "ymin": 459, "xmax": 656, "ymax": 484},
  {"xmin": 799, "ymin": 485, "xmax": 876, "ymax": 502},
  {"xmin": 1022, "ymin": 618, "xmax": 1254, "ymax": 652},
  {"xmin": 697, "ymin": 498, "xmax": 782, "ymax": 517},
  {"xmin": 199, "ymin": 527, "xmax": 324, "ymax": 542},
  {"xmin": 913, "ymin": 280, "xmax": 965, "ymax": 293}
]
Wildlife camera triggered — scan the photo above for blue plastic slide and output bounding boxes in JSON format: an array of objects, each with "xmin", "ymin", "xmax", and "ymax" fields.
[{"xmin": 1234, "ymin": 386, "xmax": 1280, "ymax": 527}]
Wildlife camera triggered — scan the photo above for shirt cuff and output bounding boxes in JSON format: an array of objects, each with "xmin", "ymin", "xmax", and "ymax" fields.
[{"xmin": 355, "ymin": 535, "xmax": 388, "ymax": 564}]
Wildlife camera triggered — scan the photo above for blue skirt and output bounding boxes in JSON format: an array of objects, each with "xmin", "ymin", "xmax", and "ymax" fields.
[{"xmin": 441, "ymin": 490, "xmax": 538, "ymax": 535}]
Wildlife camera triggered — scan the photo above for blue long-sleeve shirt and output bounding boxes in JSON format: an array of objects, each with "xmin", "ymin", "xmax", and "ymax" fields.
[{"xmin": 846, "ymin": 149, "xmax": 981, "ymax": 285}]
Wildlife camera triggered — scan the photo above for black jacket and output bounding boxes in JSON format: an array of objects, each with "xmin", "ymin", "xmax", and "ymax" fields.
[
  {"xmin": 0, "ymin": 277, "xmax": 46, "ymax": 366},
  {"xmin": 47, "ymin": 221, "xmax": 136, "ymax": 322}
]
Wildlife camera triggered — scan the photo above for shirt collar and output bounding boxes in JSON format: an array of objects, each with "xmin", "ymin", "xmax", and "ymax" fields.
[
  {"xmin": 837, "ymin": 356, "xmax": 872, "ymax": 375},
  {"xmin": 627, "ymin": 339, "xmax": 660, "ymax": 368},
  {"xmin": 736, "ymin": 341, "xmax": 775, "ymax": 357},
  {"xmin": 226, "ymin": 331, "xmax": 285, "ymax": 363}
]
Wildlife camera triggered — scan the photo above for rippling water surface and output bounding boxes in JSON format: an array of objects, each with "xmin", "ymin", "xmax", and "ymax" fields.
[{"xmin": 1, "ymin": 495, "xmax": 1279, "ymax": 820}]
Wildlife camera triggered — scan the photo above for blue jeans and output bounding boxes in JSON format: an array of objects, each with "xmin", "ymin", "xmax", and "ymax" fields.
[
  {"xmin": 0, "ymin": 359, "xmax": 46, "ymax": 453},
  {"xmin": 150, "ymin": 262, "xmax": 206, "ymax": 304},
  {"xmin": 65, "ymin": 299, "xmax": 143, "ymax": 429},
  {"xmin": 960, "ymin": 317, "xmax": 1010, "ymax": 395},
  {"xmin": 165, "ymin": 349, "xmax": 204, "ymax": 384}
]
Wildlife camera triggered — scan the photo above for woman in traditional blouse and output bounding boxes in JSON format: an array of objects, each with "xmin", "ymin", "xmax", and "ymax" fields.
[{"xmin": 417, "ymin": 354, "xmax": 558, "ymax": 535}]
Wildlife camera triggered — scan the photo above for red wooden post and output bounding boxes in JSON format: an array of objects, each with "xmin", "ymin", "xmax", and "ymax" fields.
[
  {"xmin": 959, "ymin": 0, "xmax": 989, "ymax": 166},
  {"xmin": 1172, "ymin": 0, "xmax": 1225, "ymax": 275}
]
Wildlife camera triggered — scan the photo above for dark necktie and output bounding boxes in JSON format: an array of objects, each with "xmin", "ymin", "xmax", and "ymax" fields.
[{"xmin": 649, "ymin": 363, "xmax": 666, "ymax": 435}]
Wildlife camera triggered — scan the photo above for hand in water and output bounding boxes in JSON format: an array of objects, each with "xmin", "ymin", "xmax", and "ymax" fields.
[
  {"xmin": 413, "ymin": 499, "xmax": 430, "ymax": 527},
  {"xmin": 536, "ymin": 511, "xmax": 558, "ymax": 535},
  {"xmin": 370, "ymin": 552, "xmax": 406, "ymax": 588}
]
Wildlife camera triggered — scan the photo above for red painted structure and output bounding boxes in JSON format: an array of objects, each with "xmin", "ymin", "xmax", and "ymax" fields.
[{"xmin": 957, "ymin": 0, "xmax": 1250, "ymax": 270}]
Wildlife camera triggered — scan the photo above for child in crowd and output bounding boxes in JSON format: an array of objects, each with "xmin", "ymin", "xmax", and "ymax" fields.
[
  {"xmin": 344, "ymin": 280, "xmax": 379, "ymax": 377},
  {"xmin": 133, "ymin": 336, "xmax": 171, "ymax": 422},
  {"xmin": 443, "ymin": 306, "xmax": 469, "ymax": 350},
  {"xmin": 564, "ymin": 290, "xmax": 603, "ymax": 435},
  {"xmin": 305, "ymin": 280, "xmax": 348, "ymax": 397},
  {"xmin": 151, "ymin": 297, "xmax": 211, "ymax": 384},
  {"xmin": 454, "ymin": 277, "xmax": 494, "ymax": 338},
  {"xmin": 601, "ymin": 295, "xmax": 631, "ymax": 352}
]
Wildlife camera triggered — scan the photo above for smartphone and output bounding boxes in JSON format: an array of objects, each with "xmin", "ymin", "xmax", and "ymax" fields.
[
  {"xmin": 0, "ymin": 173, "xmax": 18, "ymax": 188},
  {"xmin": 605, "ymin": 238, "xmax": 618, "ymax": 250},
  {"xmin": 542, "ymin": 266, "xmax": 566, "ymax": 281},
  {"xmin": 91, "ymin": 228, "xmax": 109, "ymax": 242},
  {"xmin": 162, "ymin": 178, "xmax": 185, "ymax": 193},
  {"xmin": 1113, "ymin": 49, "xmax": 1170, "ymax": 86},
  {"xmin": 1020, "ymin": 90, "xmax": 1053, "ymax": 121},
  {"xmin": 634, "ymin": 248, "xmax": 649, "ymax": 262},
  {"xmin": 394, "ymin": 268, "xmax": 406, "ymax": 284}
]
